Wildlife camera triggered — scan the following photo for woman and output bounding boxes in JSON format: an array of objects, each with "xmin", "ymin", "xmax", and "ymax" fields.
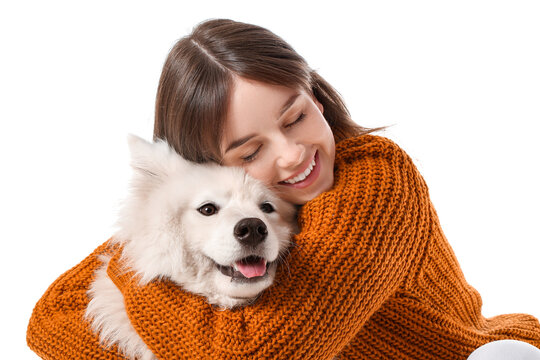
[{"xmin": 28, "ymin": 19, "xmax": 540, "ymax": 359}]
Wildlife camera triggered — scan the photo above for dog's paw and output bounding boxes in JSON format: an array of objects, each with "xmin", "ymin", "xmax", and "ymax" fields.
[{"xmin": 86, "ymin": 259, "xmax": 158, "ymax": 360}]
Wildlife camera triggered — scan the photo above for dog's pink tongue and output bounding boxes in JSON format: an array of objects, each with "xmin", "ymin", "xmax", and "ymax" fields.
[{"xmin": 235, "ymin": 259, "xmax": 267, "ymax": 278}]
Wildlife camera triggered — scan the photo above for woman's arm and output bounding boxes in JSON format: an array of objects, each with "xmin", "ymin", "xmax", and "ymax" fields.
[
  {"xmin": 27, "ymin": 241, "xmax": 126, "ymax": 360},
  {"xmin": 109, "ymin": 135, "xmax": 433, "ymax": 359}
]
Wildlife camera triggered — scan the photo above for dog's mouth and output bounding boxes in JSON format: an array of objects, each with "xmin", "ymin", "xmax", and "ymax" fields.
[{"xmin": 216, "ymin": 255, "xmax": 270, "ymax": 282}]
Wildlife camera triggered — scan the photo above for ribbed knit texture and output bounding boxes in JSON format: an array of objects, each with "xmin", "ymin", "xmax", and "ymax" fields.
[
  {"xmin": 27, "ymin": 241, "xmax": 124, "ymax": 359},
  {"xmin": 27, "ymin": 135, "xmax": 540, "ymax": 359}
]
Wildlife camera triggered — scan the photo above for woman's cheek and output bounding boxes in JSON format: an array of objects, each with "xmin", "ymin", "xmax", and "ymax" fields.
[{"xmin": 243, "ymin": 164, "xmax": 272, "ymax": 187}]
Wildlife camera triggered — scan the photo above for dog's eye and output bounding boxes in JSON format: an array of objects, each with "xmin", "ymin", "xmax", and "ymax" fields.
[
  {"xmin": 198, "ymin": 203, "xmax": 218, "ymax": 216},
  {"xmin": 260, "ymin": 202, "xmax": 275, "ymax": 213}
]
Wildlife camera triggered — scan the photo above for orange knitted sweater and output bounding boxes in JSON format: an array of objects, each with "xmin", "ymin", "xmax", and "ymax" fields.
[{"xmin": 27, "ymin": 135, "xmax": 540, "ymax": 359}]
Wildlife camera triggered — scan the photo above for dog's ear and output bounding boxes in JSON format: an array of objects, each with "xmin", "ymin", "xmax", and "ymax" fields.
[
  {"xmin": 127, "ymin": 134, "xmax": 162, "ymax": 179},
  {"xmin": 126, "ymin": 134, "xmax": 190, "ymax": 186}
]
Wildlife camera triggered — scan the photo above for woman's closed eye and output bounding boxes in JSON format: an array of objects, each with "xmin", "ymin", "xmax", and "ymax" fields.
[
  {"xmin": 285, "ymin": 112, "xmax": 306, "ymax": 128},
  {"xmin": 240, "ymin": 113, "xmax": 306, "ymax": 163},
  {"xmin": 241, "ymin": 145, "xmax": 262, "ymax": 162}
]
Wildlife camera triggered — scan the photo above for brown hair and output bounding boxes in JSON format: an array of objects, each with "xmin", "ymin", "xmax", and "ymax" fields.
[{"xmin": 153, "ymin": 18, "xmax": 382, "ymax": 163}]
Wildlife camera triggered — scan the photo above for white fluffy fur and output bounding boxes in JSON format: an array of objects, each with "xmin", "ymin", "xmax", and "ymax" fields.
[{"xmin": 85, "ymin": 134, "xmax": 295, "ymax": 360}]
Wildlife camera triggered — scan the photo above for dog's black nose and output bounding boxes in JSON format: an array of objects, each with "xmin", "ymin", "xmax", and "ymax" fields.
[{"xmin": 234, "ymin": 218, "xmax": 268, "ymax": 247}]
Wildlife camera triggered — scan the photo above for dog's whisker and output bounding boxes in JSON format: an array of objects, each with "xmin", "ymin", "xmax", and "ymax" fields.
[
  {"xmin": 288, "ymin": 240, "xmax": 307, "ymax": 255},
  {"xmin": 282, "ymin": 258, "xmax": 292, "ymax": 279},
  {"xmin": 275, "ymin": 250, "xmax": 293, "ymax": 279}
]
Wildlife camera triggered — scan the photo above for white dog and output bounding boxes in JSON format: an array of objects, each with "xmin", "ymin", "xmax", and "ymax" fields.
[{"xmin": 85, "ymin": 135, "xmax": 296, "ymax": 360}]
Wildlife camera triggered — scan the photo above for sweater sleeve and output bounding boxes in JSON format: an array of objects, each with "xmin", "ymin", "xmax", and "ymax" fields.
[
  {"xmin": 109, "ymin": 135, "xmax": 433, "ymax": 359},
  {"xmin": 26, "ymin": 241, "xmax": 125, "ymax": 360}
]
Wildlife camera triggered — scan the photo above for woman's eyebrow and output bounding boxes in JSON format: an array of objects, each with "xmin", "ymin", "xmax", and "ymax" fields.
[
  {"xmin": 225, "ymin": 93, "xmax": 301, "ymax": 154},
  {"xmin": 224, "ymin": 133, "xmax": 256, "ymax": 153},
  {"xmin": 279, "ymin": 93, "xmax": 301, "ymax": 118}
]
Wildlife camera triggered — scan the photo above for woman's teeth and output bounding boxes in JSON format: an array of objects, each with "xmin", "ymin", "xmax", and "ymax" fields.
[{"xmin": 284, "ymin": 158, "xmax": 316, "ymax": 184}]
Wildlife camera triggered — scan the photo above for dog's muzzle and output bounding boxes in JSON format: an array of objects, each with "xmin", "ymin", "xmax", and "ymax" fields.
[{"xmin": 213, "ymin": 217, "xmax": 272, "ymax": 281}]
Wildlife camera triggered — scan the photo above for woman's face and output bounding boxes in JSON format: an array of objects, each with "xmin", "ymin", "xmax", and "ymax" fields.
[{"xmin": 220, "ymin": 77, "xmax": 336, "ymax": 205}]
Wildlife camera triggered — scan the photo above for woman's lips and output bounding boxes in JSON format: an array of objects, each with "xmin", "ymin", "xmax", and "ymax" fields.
[{"xmin": 279, "ymin": 151, "xmax": 321, "ymax": 189}]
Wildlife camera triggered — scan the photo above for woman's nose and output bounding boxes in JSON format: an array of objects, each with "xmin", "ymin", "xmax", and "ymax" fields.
[{"xmin": 276, "ymin": 140, "xmax": 304, "ymax": 169}]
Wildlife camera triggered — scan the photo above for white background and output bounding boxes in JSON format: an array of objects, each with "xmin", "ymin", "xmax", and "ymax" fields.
[{"xmin": 1, "ymin": 1, "xmax": 539, "ymax": 358}]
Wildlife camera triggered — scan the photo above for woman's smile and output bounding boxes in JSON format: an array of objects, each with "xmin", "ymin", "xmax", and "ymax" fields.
[{"xmin": 279, "ymin": 151, "xmax": 320, "ymax": 189}]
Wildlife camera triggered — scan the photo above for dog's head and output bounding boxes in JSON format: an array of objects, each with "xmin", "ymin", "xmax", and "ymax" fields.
[{"xmin": 113, "ymin": 135, "xmax": 297, "ymax": 308}]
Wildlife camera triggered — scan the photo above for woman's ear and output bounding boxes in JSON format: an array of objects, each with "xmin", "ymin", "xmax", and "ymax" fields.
[
  {"xmin": 314, "ymin": 97, "xmax": 324, "ymax": 114},
  {"xmin": 310, "ymin": 91, "xmax": 324, "ymax": 114}
]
